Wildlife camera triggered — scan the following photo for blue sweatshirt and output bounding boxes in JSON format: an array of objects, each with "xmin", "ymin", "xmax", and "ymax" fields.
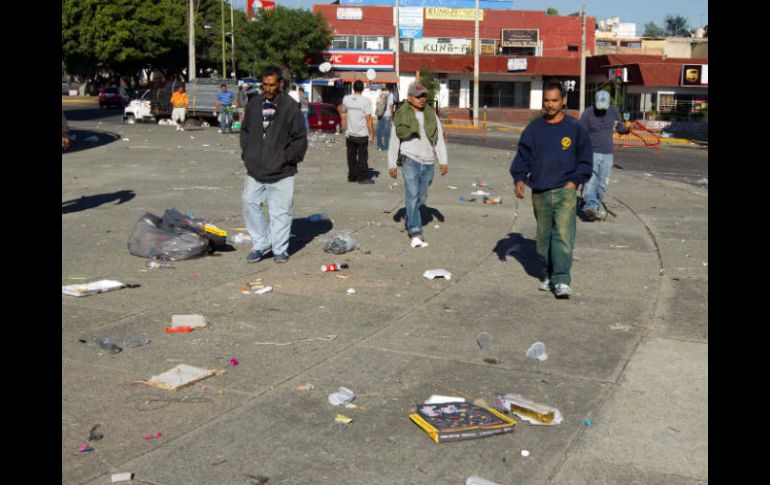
[
  {"xmin": 579, "ymin": 106, "xmax": 628, "ymax": 154},
  {"xmin": 510, "ymin": 116, "xmax": 593, "ymax": 191}
]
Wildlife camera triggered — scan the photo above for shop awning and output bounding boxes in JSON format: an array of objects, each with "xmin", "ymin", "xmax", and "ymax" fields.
[
  {"xmin": 310, "ymin": 78, "xmax": 343, "ymax": 86},
  {"xmin": 335, "ymin": 71, "xmax": 400, "ymax": 84}
]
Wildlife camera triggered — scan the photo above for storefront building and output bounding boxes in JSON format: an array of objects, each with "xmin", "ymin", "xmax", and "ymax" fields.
[{"xmin": 312, "ymin": 1, "xmax": 595, "ymax": 121}]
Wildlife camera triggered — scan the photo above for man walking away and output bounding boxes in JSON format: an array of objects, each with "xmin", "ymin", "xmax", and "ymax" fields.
[
  {"xmin": 388, "ymin": 84, "xmax": 448, "ymax": 248},
  {"xmin": 215, "ymin": 83, "xmax": 235, "ymax": 133},
  {"xmin": 375, "ymin": 86, "xmax": 394, "ymax": 151},
  {"xmin": 579, "ymin": 90, "xmax": 629, "ymax": 221},
  {"xmin": 299, "ymin": 87, "xmax": 310, "ymax": 132},
  {"xmin": 240, "ymin": 66, "xmax": 307, "ymax": 264},
  {"xmin": 510, "ymin": 79, "xmax": 593, "ymax": 298},
  {"xmin": 339, "ymin": 80, "xmax": 375, "ymax": 184},
  {"xmin": 170, "ymin": 84, "xmax": 188, "ymax": 132}
]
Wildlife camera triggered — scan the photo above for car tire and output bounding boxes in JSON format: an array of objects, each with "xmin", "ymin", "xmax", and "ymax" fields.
[{"xmin": 124, "ymin": 114, "xmax": 136, "ymax": 125}]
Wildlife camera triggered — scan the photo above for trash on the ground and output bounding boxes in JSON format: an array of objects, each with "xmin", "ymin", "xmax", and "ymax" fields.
[
  {"xmin": 447, "ymin": 185, "xmax": 458, "ymax": 190},
  {"xmin": 471, "ymin": 190, "xmax": 490, "ymax": 197},
  {"xmin": 62, "ymin": 279, "xmax": 126, "ymax": 297},
  {"xmin": 335, "ymin": 414, "xmax": 353, "ymax": 425},
  {"xmin": 696, "ymin": 178, "xmax": 708, "ymax": 186},
  {"xmin": 111, "ymin": 472, "xmax": 133, "ymax": 483},
  {"xmin": 476, "ymin": 332, "xmax": 490, "ymax": 350},
  {"xmin": 584, "ymin": 419, "xmax": 593, "ymax": 426},
  {"xmin": 145, "ymin": 364, "xmax": 221, "ymax": 391},
  {"xmin": 227, "ymin": 233, "xmax": 252, "ymax": 245},
  {"xmin": 410, "ymin": 402, "xmax": 516, "ymax": 443},
  {"xmin": 171, "ymin": 314, "xmax": 208, "ymax": 330},
  {"xmin": 321, "ymin": 263, "xmax": 349, "ymax": 272},
  {"xmin": 124, "ymin": 335, "xmax": 151, "ymax": 348},
  {"xmin": 145, "ymin": 260, "xmax": 175, "ymax": 269},
  {"xmin": 254, "ymin": 286, "xmax": 273, "ymax": 295},
  {"xmin": 336, "ymin": 274, "xmax": 350, "ymax": 280},
  {"xmin": 127, "ymin": 210, "xmax": 211, "ymax": 261},
  {"xmin": 434, "ymin": 225, "xmax": 440, "ymax": 229},
  {"xmin": 122, "ymin": 138, "xmax": 130, "ymax": 142},
  {"xmin": 328, "ymin": 386, "xmax": 356, "ymax": 406},
  {"xmin": 425, "ymin": 395, "xmax": 465, "ymax": 404},
  {"xmin": 254, "ymin": 335, "xmax": 336, "ymax": 346},
  {"xmin": 322, "ymin": 233, "xmax": 358, "ymax": 254},
  {"xmin": 84, "ymin": 135, "xmax": 99, "ymax": 142},
  {"xmin": 295, "ymin": 383, "xmax": 314, "ymax": 391},
  {"xmin": 308, "ymin": 213, "xmax": 330, "ymax": 222},
  {"xmin": 484, "ymin": 358, "xmax": 501, "ymax": 365},
  {"xmin": 228, "ymin": 358, "xmax": 239, "ymax": 367},
  {"xmin": 466, "ymin": 475, "xmax": 500, "ymax": 485},
  {"xmin": 472, "ymin": 181, "xmax": 491, "ymax": 189},
  {"xmin": 244, "ymin": 473, "xmax": 269, "ymax": 484},
  {"xmin": 526, "ymin": 342, "xmax": 548, "ymax": 361},
  {"xmin": 610, "ymin": 323, "xmax": 632, "ymax": 332},
  {"xmin": 483, "ymin": 196, "xmax": 502, "ymax": 205},
  {"xmin": 644, "ymin": 173, "xmax": 653, "ymax": 177},
  {"xmin": 521, "ymin": 450, "xmax": 530, "ymax": 457},
  {"xmin": 345, "ymin": 403, "xmax": 358, "ymax": 409},
  {"xmin": 142, "ymin": 432, "xmax": 162, "ymax": 440},
  {"xmin": 423, "ymin": 269, "xmax": 452, "ymax": 280},
  {"xmin": 389, "ymin": 183, "xmax": 399, "ymax": 191},
  {"xmin": 165, "ymin": 326, "xmax": 192, "ymax": 333},
  {"xmin": 97, "ymin": 338, "xmax": 123, "ymax": 354},
  {"xmin": 458, "ymin": 195, "xmax": 476, "ymax": 202},
  {"xmin": 88, "ymin": 423, "xmax": 104, "ymax": 441},
  {"xmin": 496, "ymin": 393, "xmax": 563, "ymax": 426},
  {"xmin": 346, "ymin": 288, "xmax": 356, "ymax": 295},
  {"xmin": 79, "ymin": 444, "xmax": 94, "ymax": 453}
]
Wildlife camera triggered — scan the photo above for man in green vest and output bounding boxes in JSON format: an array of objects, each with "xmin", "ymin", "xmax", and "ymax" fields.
[{"xmin": 388, "ymin": 84, "xmax": 449, "ymax": 248}]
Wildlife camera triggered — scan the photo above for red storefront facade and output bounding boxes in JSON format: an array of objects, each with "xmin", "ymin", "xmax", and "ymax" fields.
[{"xmin": 312, "ymin": 3, "xmax": 595, "ymax": 121}]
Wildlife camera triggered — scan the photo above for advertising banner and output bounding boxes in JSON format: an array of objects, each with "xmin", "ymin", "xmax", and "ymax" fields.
[
  {"xmin": 425, "ymin": 7, "xmax": 484, "ymax": 21},
  {"xmin": 507, "ymin": 58, "xmax": 528, "ymax": 71},
  {"xmin": 399, "ymin": 7, "xmax": 424, "ymax": 39},
  {"xmin": 324, "ymin": 50, "xmax": 395, "ymax": 70},
  {"xmin": 413, "ymin": 38, "xmax": 472, "ymax": 54},
  {"xmin": 681, "ymin": 64, "xmax": 708, "ymax": 86},
  {"xmin": 339, "ymin": 0, "xmax": 513, "ymax": 10},
  {"xmin": 337, "ymin": 8, "xmax": 363, "ymax": 20},
  {"xmin": 501, "ymin": 29, "xmax": 539, "ymax": 47}
]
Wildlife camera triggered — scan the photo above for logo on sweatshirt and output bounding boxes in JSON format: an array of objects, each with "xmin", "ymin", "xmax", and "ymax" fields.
[{"xmin": 561, "ymin": 137, "xmax": 572, "ymax": 150}]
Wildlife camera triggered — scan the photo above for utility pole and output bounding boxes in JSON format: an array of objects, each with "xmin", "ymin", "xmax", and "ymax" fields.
[
  {"xmin": 221, "ymin": 0, "xmax": 226, "ymax": 79},
  {"xmin": 579, "ymin": 4, "xmax": 586, "ymax": 114},
  {"xmin": 230, "ymin": 1, "xmax": 236, "ymax": 79},
  {"xmin": 395, "ymin": 0, "xmax": 400, "ymax": 94},
  {"xmin": 188, "ymin": 0, "xmax": 196, "ymax": 80},
  {"xmin": 472, "ymin": 0, "xmax": 479, "ymax": 126}
]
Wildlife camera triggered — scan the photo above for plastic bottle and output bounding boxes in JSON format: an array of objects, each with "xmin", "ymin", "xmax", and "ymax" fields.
[
  {"xmin": 526, "ymin": 342, "xmax": 548, "ymax": 361},
  {"xmin": 145, "ymin": 260, "xmax": 175, "ymax": 269},
  {"xmin": 321, "ymin": 263, "xmax": 349, "ymax": 272},
  {"xmin": 308, "ymin": 213, "xmax": 330, "ymax": 222},
  {"xmin": 476, "ymin": 332, "xmax": 490, "ymax": 351},
  {"xmin": 466, "ymin": 476, "xmax": 500, "ymax": 485},
  {"xmin": 97, "ymin": 338, "xmax": 123, "ymax": 354}
]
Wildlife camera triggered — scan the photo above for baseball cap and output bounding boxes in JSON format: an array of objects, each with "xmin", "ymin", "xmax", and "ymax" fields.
[
  {"xmin": 408, "ymin": 84, "xmax": 428, "ymax": 97},
  {"xmin": 595, "ymin": 90, "xmax": 610, "ymax": 110}
]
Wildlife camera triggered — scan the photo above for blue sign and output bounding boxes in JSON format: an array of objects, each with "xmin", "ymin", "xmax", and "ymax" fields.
[
  {"xmin": 399, "ymin": 27, "xmax": 424, "ymax": 38},
  {"xmin": 340, "ymin": 0, "xmax": 515, "ymax": 10}
]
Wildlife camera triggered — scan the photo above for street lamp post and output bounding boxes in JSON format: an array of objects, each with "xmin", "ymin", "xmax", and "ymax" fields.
[
  {"xmin": 230, "ymin": 1, "xmax": 236, "ymax": 79},
  {"xmin": 472, "ymin": 0, "xmax": 479, "ymax": 127},
  {"xmin": 221, "ymin": 0, "xmax": 226, "ymax": 80},
  {"xmin": 188, "ymin": 0, "xmax": 196, "ymax": 81}
]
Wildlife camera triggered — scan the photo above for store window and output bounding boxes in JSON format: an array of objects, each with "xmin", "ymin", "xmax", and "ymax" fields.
[
  {"xmin": 332, "ymin": 35, "xmax": 390, "ymax": 50},
  {"xmin": 469, "ymin": 81, "xmax": 531, "ymax": 108}
]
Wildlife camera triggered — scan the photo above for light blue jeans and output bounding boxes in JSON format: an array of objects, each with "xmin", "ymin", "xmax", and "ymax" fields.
[
  {"xmin": 302, "ymin": 110, "xmax": 309, "ymax": 131},
  {"xmin": 242, "ymin": 175, "xmax": 294, "ymax": 256},
  {"xmin": 583, "ymin": 152, "xmax": 613, "ymax": 211},
  {"xmin": 376, "ymin": 116, "xmax": 391, "ymax": 150},
  {"xmin": 402, "ymin": 158, "xmax": 435, "ymax": 237},
  {"xmin": 219, "ymin": 107, "xmax": 233, "ymax": 132}
]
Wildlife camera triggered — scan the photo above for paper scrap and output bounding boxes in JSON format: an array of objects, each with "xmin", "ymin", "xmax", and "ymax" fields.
[
  {"xmin": 145, "ymin": 364, "xmax": 218, "ymax": 391},
  {"xmin": 62, "ymin": 279, "xmax": 125, "ymax": 297},
  {"xmin": 423, "ymin": 269, "xmax": 452, "ymax": 280},
  {"xmin": 496, "ymin": 393, "xmax": 563, "ymax": 426},
  {"xmin": 171, "ymin": 314, "xmax": 208, "ymax": 329}
]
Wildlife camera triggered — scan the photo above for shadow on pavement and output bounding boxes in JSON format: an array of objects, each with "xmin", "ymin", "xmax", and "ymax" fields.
[
  {"xmin": 64, "ymin": 129, "xmax": 122, "ymax": 154},
  {"xmin": 493, "ymin": 232, "xmax": 542, "ymax": 278},
  {"xmin": 288, "ymin": 217, "xmax": 333, "ymax": 256},
  {"xmin": 64, "ymin": 107, "xmax": 124, "ymax": 122},
  {"xmin": 391, "ymin": 205, "xmax": 445, "ymax": 228},
  {"xmin": 62, "ymin": 190, "xmax": 136, "ymax": 214}
]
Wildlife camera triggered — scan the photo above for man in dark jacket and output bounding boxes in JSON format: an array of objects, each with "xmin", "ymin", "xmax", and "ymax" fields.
[
  {"xmin": 240, "ymin": 66, "xmax": 308, "ymax": 264},
  {"xmin": 510, "ymin": 79, "xmax": 593, "ymax": 298}
]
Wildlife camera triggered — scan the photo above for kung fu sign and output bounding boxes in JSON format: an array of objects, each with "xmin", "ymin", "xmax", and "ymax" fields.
[{"xmin": 501, "ymin": 29, "xmax": 539, "ymax": 47}]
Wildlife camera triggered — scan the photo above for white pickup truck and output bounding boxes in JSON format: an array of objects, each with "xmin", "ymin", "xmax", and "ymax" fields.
[{"xmin": 123, "ymin": 78, "xmax": 239, "ymax": 125}]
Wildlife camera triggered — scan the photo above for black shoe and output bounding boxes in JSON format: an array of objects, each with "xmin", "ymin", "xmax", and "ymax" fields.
[{"xmin": 358, "ymin": 179, "xmax": 375, "ymax": 184}]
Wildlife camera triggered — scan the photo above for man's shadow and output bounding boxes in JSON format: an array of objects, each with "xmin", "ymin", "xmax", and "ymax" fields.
[
  {"xmin": 392, "ymin": 205, "xmax": 445, "ymax": 227},
  {"xmin": 62, "ymin": 190, "xmax": 135, "ymax": 214},
  {"xmin": 493, "ymin": 232, "xmax": 542, "ymax": 278},
  {"xmin": 288, "ymin": 216, "xmax": 334, "ymax": 255}
]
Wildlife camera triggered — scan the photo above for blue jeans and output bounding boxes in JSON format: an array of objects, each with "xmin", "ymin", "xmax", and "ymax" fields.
[
  {"xmin": 583, "ymin": 152, "xmax": 613, "ymax": 211},
  {"xmin": 302, "ymin": 110, "xmax": 309, "ymax": 131},
  {"xmin": 219, "ymin": 107, "xmax": 233, "ymax": 132},
  {"xmin": 532, "ymin": 188, "xmax": 577, "ymax": 285},
  {"xmin": 376, "ymin": 116, "xmax": 391, "ymax": 150},
  {"xmin": 242, "ymin": 175, "xmax": 295, "ymax": 256},
  {"xmin": 402, "ymin": 158, "xmax": 434, "ymax": 237}
]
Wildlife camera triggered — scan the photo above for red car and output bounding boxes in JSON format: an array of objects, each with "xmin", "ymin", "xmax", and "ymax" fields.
[
  {"xmin": 99, "ymin": 87, "xmax": 130, "ymax": 108},
  {"xmin": 308, "ymin": 102, "xmax": 341, "ymax": 132}
]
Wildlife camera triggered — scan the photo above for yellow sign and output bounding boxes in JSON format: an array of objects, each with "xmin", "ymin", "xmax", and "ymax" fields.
[
  {"xmin": 561, "ymin": 137, "xmax": 572, "ymax": 150},
  {"xmin": 425, "ymin": 7, "xmax": 484, "ymax": 21}
]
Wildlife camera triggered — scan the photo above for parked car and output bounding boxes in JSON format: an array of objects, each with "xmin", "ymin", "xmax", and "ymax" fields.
[
  {"xmin": 308, "ymin": 102, "xmax": 341, "ymax": 132},
  {"xmin": 99, "ymin": 87, "xmax": 130, "ymax": 108}
]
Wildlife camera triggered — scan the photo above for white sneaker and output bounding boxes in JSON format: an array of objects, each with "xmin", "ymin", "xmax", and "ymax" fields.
[
  {"xmin": 553, "ymin": 283, "xmax": 572, "ymax": 298},
  {"xmin": 538, "ymin": 279, "xmax": 551, "ymax": 291},
  {"xmin": 410, "ymin": 236, "xmax": 429, "ymax": 248}
]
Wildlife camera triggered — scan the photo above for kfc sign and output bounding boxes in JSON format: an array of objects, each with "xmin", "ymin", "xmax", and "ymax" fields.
[
  {"xmin": 324, "ymin": 50, "xmax": 394, "ymax": 70},
  {"xmin": 247, "ymin": 0, "xmax": 275, "ymax": 18}
]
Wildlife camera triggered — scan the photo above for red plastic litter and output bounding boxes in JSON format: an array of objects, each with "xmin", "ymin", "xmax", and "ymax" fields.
[
  {"xmin": 142, "ymin": 432, "xmax": 162, "ymax": 440},
  {"xmin": 229, "ymin": 358, "xmax": 239, "ymax": 367},
  {"xmin": 79, "ymin": 444, "xmax": 94, "ymax": 452}
]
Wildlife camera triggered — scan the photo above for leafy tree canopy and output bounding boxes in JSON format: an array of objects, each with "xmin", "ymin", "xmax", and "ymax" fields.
[
  {"xmin": 546, "ymin": 7, "xmax": 559, "ymax": 15},
  {"xmin": 664, "ymin": 14, "xmax": 691, "ymax": 37},
  {"xmin": 643, "ymin": 21, "xmax": 665, "ymax": 38}
]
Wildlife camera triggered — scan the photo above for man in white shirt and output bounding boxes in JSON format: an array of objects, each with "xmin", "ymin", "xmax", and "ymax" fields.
[
  {"xmin": 387, "ymin": 84, "xmax": 448, "ymax": 247},
  {"xmin": 338, "ymin": 80, "xmax": 375, "ymax": 184}
]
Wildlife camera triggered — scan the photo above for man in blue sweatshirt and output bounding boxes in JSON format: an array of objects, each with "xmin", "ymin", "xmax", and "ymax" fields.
[
  {"xmin": 510, "ymin": 80, "xmax": 593, "ymax": 298},
  {"xmin": 579, "ymin": 90, "xmax": 629, "ymax": 221}
]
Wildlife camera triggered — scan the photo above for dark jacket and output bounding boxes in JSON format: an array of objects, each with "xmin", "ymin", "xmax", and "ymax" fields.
[
  {"xmin": 510, "ymin": 116, "xmax": 593, "ymax": 191},
  {"xmin": 240, "ymin": 91, "xmax": 307, "ymax": 183}
]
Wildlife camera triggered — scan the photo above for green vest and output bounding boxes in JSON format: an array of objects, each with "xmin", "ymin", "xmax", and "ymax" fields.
[{"xmin": 393, "ymin": 103, "xmax": 438, "ymax": 146}]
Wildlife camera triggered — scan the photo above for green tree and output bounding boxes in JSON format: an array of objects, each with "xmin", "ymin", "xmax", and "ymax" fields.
[
  {"xmin": 237, "ymin": 7, "xmax": 332, "ymax": 82},
  {"xmin": 643, "ymin": 21, "xmax": 665, "ymax": 38},
  {"xmin": 546, "ymin": 7, "xmax": 559, "ymax": 15},
  {"xmin": 418, "ymin": 65, "xmax": 439, "ymax": 105},
  {"xmin": 664, "ymin": 14, "xmax": 691, "ymax": 36}
]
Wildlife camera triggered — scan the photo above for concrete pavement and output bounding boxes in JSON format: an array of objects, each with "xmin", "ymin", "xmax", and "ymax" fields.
[{"xmin": 62, "ymin": 112, "xmax": 707, "ymax": 485}]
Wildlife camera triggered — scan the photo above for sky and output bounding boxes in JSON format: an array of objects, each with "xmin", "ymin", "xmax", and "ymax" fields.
[{"xmin": 232, "ymin": 0, "xmax": 708, "ymax": 35}]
